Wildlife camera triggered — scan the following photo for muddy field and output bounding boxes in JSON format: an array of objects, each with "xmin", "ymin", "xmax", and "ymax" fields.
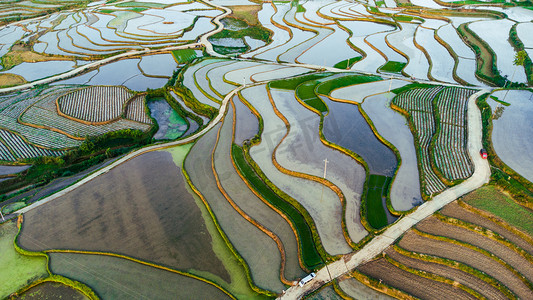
[
  {"xmin": 416, "ymin": 216, "xmax": 533, "ymax": 282},
  {"xmin": 358, "ymin": 257, "xmax": 475, "ymax": 299},
  {"xmin": 49, "ymin": 253, "xmax": 230, "ymax": 300},
  {"xmin": 14, "ymin": 281, "xmax": 88, "ymax": 300},
  {"xmin": 440, "ymin": 202, "xmax": 533, "ymax": 254},
  {"xmin": 385, "ymin": 248, "xmax": 507, "ymax": 300},
  {"xmin": 18, "ymin": 150, "xmax": 229, "ymax": 281},
  {"xmin": 398, "ymin": 231, "xmax": 532, "ymax": 299},
  {"xmin": 337, "ymin": 275, "xmax": 394, "ymax": 299}
]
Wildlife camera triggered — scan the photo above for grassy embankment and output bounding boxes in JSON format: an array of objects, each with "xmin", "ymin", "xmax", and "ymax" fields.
[{"xmin": 379, "ymin": 61, "xmax": 407, "ymax": 74}]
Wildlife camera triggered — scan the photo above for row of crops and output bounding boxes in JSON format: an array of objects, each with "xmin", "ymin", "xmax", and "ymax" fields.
[
  {"xmin": 392, "ymin": 86, "xmax": 476, "ymax": 194},
  {"xmin": 357, "ymin": 195, "xmax": 533, "ymax": 300},
  {"xmin": 58, "ymin": 86, "xmax": 134, "ymax": 123},
  {"xmin": 0, "ymin": 84, "xmax": 153, "ymax": 162}
]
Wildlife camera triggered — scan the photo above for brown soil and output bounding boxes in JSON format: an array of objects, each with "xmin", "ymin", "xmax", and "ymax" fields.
[
  {"xmin": 0, "ymin": 73, "xmax": 26, "ymax": 87},
  {"xmin": 357, "ymin": 257, "xmax": 476, "ymax": 300},
  {"xmin": 440, "ymin": 202, "xmax": 533, "ymax": 255},
  {"xmin": 399, "ymin": 230, "xmax": 532, "ymax": 299},
  {"xmin": 417, "ymin": 216, "xmax": 533, "ymax": 282},
  {"xmin": 18, "ymin": 151, "xmax": 230, "ymax": 282},
  {"xmin": 385, "ymin": 248, "xmax": 508, "ymax": 300},
  {"xmin": 2, "ymin": 51, "xmax": 72, "ymax": 70},
  {"xmin": 13, "ymin": 281, "xmax": 87, "ymax": 300},
  {"xmin": 227, "ymin": 5, "xmax": 262, "ymax": 26}
]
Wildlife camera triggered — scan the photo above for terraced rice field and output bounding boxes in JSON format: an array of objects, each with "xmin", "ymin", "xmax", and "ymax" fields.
[
  {"xmin": 14, "ymin": 281, "xmax": 88, "ymax": 300},
  {"xmin": 487, "ymin": 90, "xmax": 533, "ymax": 182},
  {"xmin": 432, "ymin": 87, "xmax": 475, "ymax": 181},
  {"xmin": 362, "ymin": 93, "xmax": 421, "ymax": 211},
  {"xmin": 185, "ymin": 120, "xmax": 285, "ymax": 293},
  {"xmin": 57, "ymin": 86, "xmax": 132, "ymax": 123},
  {"xmin": 214, "ymin": 103, "xmax": 305, "ymax": 284},
  {"xmin": 18, "ymin": 149, "xmax": 233, "ymax": 283},
  {"xmin": 392, "ymin": 86, "xmax": 447, "ymax": 195},
  {"xmin": 246, "ymin": 85, "xmax": 351, "ymax": 256},
  {"xmin": 357, "ymin": 195, "xmax": 533, "ymax": 300},
  {"xmin": 49, "ymin": 253, "xmax": 231, "ymax": 299},
  {"xmin": 270, "ymin": 88, "xmax": 368, "ymax": 243}
]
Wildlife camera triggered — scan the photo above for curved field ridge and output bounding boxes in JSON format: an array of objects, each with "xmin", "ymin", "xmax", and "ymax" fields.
[
  {"xmin": 357, "ymin": 256, "xmax": 477, "ymax": 299},
  {"xmin": 392, "ymin": 86, "xmax": 446, "ymax": 195},
  {"xmin": 49, "ymin": 252, "xmax": 232, "ymax": 300},
  {"xmin": 385, "ymin": 246, "xmax": 508, "ymax": 300},
  {"xmin": 57, "ymin": 86, "xmax": 132, "ymax": 124},
  {"xmin": 362, "ymin": 93, "xmax": 421, "ymax": 211},
  {"xmin": 433, "ymin": 87, "xmax": 475, "ymax": 181},
  {"xmin": 18, "ymin": 150, "xmax": 231, "ymax": 282},
  {"xmin": 398, "ymin": 230, "xmax": 533, "ymax": 299},
  {"xmin": 487, "ymin": 90, "xmax": 533, "ymax": 182}
]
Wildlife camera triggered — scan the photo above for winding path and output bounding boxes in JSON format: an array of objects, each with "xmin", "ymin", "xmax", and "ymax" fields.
[{"xmin": 279, "ymin": 89, "xmax": 491, "ymax": 299}]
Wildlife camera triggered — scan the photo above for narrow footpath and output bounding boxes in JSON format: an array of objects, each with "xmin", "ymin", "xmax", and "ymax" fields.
[{"xmin": 279, "ymin": 89, "xmax": 491, "ymax": 299}]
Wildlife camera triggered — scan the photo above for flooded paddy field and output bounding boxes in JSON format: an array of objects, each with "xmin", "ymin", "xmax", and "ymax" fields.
[
  {"xmin": 49, "ymin": 253, "xmax": 231, "ymax": 299},
  {"xmin": 270, "ymin": 88, "xmax": 368, "ymax": 243},
  {"xmin": 487, "ymin": 90, "xmax": 533, "ymax": 182},
  {"xmin": 184, "ymin": 122, "xmax": 285, "ymax": 293},
  {"xmin": 148, "ymin": 98, "xmax": 188, "ymax": 140},
  {"xmin": 215, "ymin": 104, "xmax": 305, "ymax": 283},
  {"xmin": 18, "ymin": 148, "xmax": 231, "ymax": 281},
  {"xmin": 322, "ymin": 96, "xmax": 397, "ymax": 177},
  {"xmin": 362, "ymin": 93, "xmax": 421, "ymax": 211}
]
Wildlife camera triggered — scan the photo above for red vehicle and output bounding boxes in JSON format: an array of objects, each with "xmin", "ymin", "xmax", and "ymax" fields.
[{"xmin": 480, "ymin": 149, "xmax": 488, "ymax": 159}]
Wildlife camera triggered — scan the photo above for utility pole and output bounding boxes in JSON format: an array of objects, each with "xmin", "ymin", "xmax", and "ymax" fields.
[
  {"xmin": 323, "ymin": 158, "xmax": 329, "ymax": 179},
  {"xmin": 389, "ymin": 77, "xmax": 392, "ymax": 92},
  {"xmin": 243, "ymin": 76, "xmax": 246, "ymax": 87},
  {"xmin": 0, "ymin": 210, "xmax": 4, "ymax": 222}
]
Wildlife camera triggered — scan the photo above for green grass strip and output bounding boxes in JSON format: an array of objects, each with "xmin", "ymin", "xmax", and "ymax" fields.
[
  {"xmin": 365, "ymin": 175, "xmax": 391, "ymax": 230},
  {"xmin": 231, "ymin": 144, "xmax": 323, "ymax": 269},
  {"xmin": 171, "ymin": 49, "xmax": 197, "ymax": 64},
  {"xmin": 333, "ymin": 57, "xmax": 362, "ymax": 69},
  {"xmin": 315, "ymin": 75, "xmax": 381, "ymax": 96},
  {"xmin": 269, "ymin": 72, "xmax": 332, "ymax": 90},
  {"xmin": 379, "ymin": 61, "xmax": 407, "ymax": 74}
]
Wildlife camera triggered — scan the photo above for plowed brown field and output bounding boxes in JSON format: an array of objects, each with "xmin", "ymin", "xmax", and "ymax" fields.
[
  {"xmin": 357, "ymin": 257, "xmax": 476, "ymax": 300},
  {"xmin": 399, "ymin": 231, "xmax": 532, "ymax": 299}
]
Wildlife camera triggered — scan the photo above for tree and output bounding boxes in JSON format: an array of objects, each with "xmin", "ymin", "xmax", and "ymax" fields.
[{"xmin": 503, "ymin": 50, "xmax": 527, "ymax": 101}]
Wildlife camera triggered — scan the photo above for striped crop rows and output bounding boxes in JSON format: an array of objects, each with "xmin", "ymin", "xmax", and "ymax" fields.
[
  {"xmin": 58, "ymin": 86, "xmax": 132, "ymax": 123},
  {"xmin": 125, "ymin": 95, "xmax": 153, "ymax": 124},
  {"xmin": 0, "ymin": 129, "xmax": 63, "ymax": 160},
  {"xmin": 433, "ymin": 88, "xmax": 475, "ymax": 181},
  {"xmin": 393, "ymin": 86, "xmax": 446, "ymax": 195}
]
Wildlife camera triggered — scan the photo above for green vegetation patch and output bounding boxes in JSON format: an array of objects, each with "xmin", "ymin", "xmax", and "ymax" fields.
[
  {"xmin": 269, "ymin": 72, "xmax": 332, "ymax": 90},
  {"xmin": 232, "ymin": 144, "xmax": 323, "ymax": 269},
  {"xmin": 171, "ymin": 49, "xmax": 197, "ymax": 64},
  {"xmin": 115, "ymin": 1, "xmax": 166, "ymax": 8},
  {"xmin": 210, "ymin": 17, "xmax": 272, "ymax": 44},
  {"xmin": 0, "ymin": 220, "xmax": 48, "ymax": 299},
  {"xmin": 296, "ymin": 80, "xmax": 328, "ymax": 113},
  {"xmin": 390, "ymin": 83, "xmax": 436, "ymax": 95},
  {"xmin": 316, "ymin": 74, "xmax": 382, "ymax": 95},
  {"xmin": 365, "ymin": 175, "xmax": 391, "ymax": 230},
  {"xmin": 462, "ymin": 185, "xmax": 533, "ymax": 236},
  {"xmin": 2, "ymin": 201, "xmax": 26, "ymax": 214},
  {"xmin": 15, "ymin": 281, "xmax": 88, "ymax": 300},
  {"xmin": 213, "ymin": 45, "xmax": 248, "ymax": 55},
  {"xmin": 379, "ymin": 61, "xmax": 407, "ymax": 74},
  {"xmin": 333, "ymin": 57, "xmax": 362, "ymax": 69},
  {"xmin": 489, "ymin": 95, "xmax": 510, "ymax": 106}
]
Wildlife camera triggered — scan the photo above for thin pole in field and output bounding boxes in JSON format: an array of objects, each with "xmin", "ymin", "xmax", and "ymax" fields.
[
  {"xmin": 389, "ymin": 78, "xmax": 392, "ymax": 92},
  {"xmin": 323, "ymin": 158, "xmax": 329, "ymax": 179},
  {"xmin": 0, "ymin": 210, "xmax": 4, "ymax": 222}
]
